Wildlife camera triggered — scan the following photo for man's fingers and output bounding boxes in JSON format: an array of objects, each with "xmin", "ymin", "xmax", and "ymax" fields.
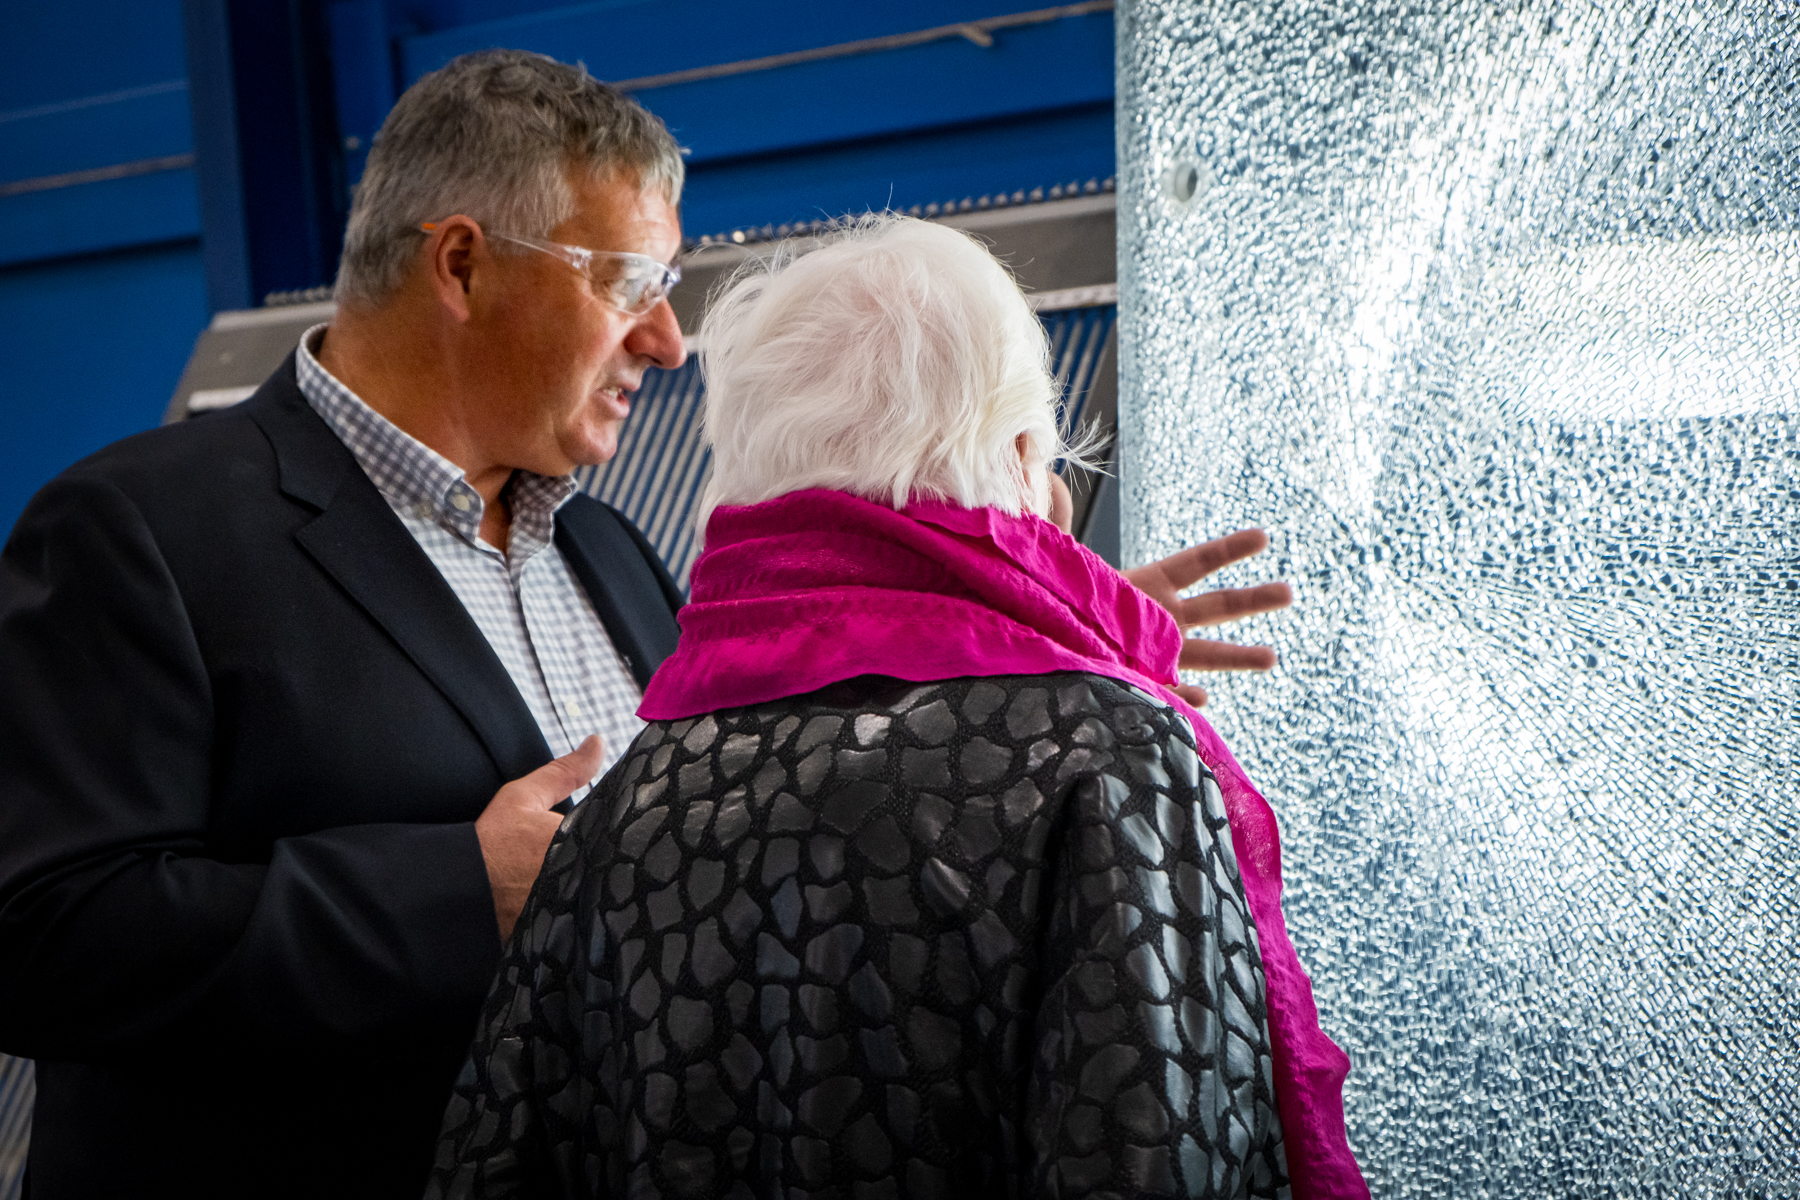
[
  {"xmin": 1178, "ymin": 637, "xmax": 1279, "ymax": 673},
  {"xmin": 1171, "ymin": 683, "xmax": 1209, "ymax": 708},
  {"xmin": 1172, "ymin": 581, "xmax": 1293, "ymax": 630},
  {"xmin": 512, "ymin": 735, "xmax": 604, "ymax": 808}
]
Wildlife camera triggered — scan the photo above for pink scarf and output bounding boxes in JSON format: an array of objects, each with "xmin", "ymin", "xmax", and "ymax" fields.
[{"xmin": 639, "ymin": 489, "xmax": 1368, "ymax": 1199}]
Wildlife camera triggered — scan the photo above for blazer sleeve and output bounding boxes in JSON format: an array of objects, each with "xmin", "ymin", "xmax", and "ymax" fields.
[{"xmin": 0, "ymin": 473, "xmax": 502, "ymax": 1061}]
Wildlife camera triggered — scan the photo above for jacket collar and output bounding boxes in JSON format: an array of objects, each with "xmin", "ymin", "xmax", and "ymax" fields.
[
  {"xmin": 246, "ymin": 354, "xmax": 354, "ymax": 513},
  {"xmin": 244, "ymin": 355, "xmax": 553, "ymax": 781}
]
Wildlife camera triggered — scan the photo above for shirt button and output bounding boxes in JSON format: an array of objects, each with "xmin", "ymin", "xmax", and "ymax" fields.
[
  {"xmin": 567, "ymin": 700, "xmax": 583, "ymax": 717},
  {"xmin": 450, "ymin": 492, "xmax": 472, "ymax": 512}
]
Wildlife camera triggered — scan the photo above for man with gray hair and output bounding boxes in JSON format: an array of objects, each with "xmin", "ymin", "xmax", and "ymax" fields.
[
  {"xmin": 0, "ymin": 45, "xmax": 1288, "ymax": 1200},
  {"xmin": 0, "ymin": 50, "xmax": 689, "ymax": 1198}
]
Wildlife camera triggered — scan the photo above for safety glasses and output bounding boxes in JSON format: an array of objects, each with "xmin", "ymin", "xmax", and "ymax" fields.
[{"xmin": 418, "ymin": 222, "xmax": 681, "ymax": 316}]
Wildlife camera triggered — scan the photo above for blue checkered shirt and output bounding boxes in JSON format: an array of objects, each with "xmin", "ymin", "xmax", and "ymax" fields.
[{"xmin": 296, "ymin": 324, "xmax": 645, "ymax": 780}]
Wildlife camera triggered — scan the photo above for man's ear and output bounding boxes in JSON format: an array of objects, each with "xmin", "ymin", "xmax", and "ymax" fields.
[{"xmin": 422, "ymin": 216, "xmax": 481, "ymax": 322}]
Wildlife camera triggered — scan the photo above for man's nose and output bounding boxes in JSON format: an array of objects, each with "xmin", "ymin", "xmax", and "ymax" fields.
[{"xmin": 627, "ymin": 298, "xmax": 686, "ymax": 371}]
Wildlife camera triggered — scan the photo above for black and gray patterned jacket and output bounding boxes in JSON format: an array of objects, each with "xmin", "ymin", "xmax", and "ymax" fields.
[{"xmin": 428, "ymin": 672, "xmax": 1289, "ymax": 1199}]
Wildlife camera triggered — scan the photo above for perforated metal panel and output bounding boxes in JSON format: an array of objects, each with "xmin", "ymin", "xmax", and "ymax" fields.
[
  {"xmin": 575, "ymin": 358, "xmax": 712, "ymax": 590},
  {"xmin": 0, "ymin": 1053, "xmax": 30, "ymax": 1200},
  {"xmin": 1118, "ymin": 0, "xmax": 1799, "ymax": 1194}
]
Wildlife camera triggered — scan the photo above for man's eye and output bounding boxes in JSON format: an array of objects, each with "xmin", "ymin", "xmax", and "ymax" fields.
[{"xmin": 589, "ymin": 261, "xmax": 630, "ymax": 290}]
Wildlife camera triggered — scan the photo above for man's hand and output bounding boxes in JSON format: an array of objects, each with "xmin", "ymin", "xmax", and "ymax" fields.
[
  {"xmin": 1124, "ymin": 528, "xmax": 1293, "ymax": 707},
  {"xmin": 475, "ymin": 735, "xmax": 604, "ymax": 941}
]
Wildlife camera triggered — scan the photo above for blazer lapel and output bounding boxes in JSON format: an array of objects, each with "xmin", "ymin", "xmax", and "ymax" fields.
[
  {"xmin": 555, "ymin": 497, "xmax": 683, "ymax": 691},
  {"xmin": 246, "ymin": 357, "xmax": 552, "ymax": 782}
]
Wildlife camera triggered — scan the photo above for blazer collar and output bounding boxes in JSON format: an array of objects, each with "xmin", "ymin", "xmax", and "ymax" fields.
[
  {"xmin": 553, "ymin": 497, "xmax": 678, "ymax": 692},
  {"xmin": 245, "ymin": 356, "xmax": 553, "ymax": 781},
  {"xmin": 242, "ymin": 354, "xmax": 354, "ymax": 512}
]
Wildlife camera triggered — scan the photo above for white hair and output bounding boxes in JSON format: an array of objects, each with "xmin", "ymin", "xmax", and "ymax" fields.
[
  {"xmin": 697, "ymin": 215, "xmax": 1093, "ymax": 529},
  {"xmin": 335, "ymin": 49, "xmax": 684, "ymax": 307}
]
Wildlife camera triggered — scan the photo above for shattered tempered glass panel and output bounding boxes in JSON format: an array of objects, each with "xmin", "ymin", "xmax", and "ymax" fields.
[{"xmin": 1117, "ymin": 1, "xmax": 1799, "ymax": 1194}]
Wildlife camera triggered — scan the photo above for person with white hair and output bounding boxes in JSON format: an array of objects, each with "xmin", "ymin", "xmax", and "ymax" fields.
[{"xmin": 429, "ymin": 216, "xmax": 1368, "ymax": 1199}]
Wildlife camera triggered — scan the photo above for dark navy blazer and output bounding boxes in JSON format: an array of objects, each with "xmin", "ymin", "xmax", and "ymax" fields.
[{"xmin": 0, "ymin": 355, "xmax": 681, "ymax": 1198}]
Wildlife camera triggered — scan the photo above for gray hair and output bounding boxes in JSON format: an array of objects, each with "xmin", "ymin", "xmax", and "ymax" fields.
[
  {"xmin": 697, "ymin": 215, "xmax": 1097, "ymax": 528},
  {"xmin": 335, "ymin": 49, "xmax": 684, "ymax": 307}
]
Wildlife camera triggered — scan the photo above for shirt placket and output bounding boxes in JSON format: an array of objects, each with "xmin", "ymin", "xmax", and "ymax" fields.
[
  {"xmin": 439, "ymin": 481, "xmax": 573, "ymax": 758},
  {"xmin": 511, "ymin": 483, "xmax": 586, "ymax": 752},
  {"xmin": 515, "ymin": 551, "xmax": 591, "ymax": 754}
]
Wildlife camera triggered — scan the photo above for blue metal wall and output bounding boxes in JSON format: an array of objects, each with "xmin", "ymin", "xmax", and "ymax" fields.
[
  {"xmin": 340, "ymin": 0, "xmax": 1115, "ymax": 241},
  {"xmin": 0, "ymin": 0, "xmax": 209, "ymax": 539},
  {"xmin": 0, "ymin": 0, "xmax": 1114, "ymax": 532}
]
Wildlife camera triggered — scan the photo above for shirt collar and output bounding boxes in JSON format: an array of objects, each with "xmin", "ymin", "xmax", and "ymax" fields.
[{"xmin": 294, "ymin": 323, "xmax": 575, "ymax": 550}]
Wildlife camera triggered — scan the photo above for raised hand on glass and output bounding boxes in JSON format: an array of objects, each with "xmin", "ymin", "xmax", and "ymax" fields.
[{"xmin": 1123, "ymin": 528, "xmax": 1293, "ymax": 707}]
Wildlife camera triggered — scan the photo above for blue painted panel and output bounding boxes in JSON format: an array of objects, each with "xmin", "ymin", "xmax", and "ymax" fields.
[
  {"xmin": 0, "ymin": 82, "xmax": 192, "ymax": 185},
  {"xmin": 679, "ymin": 103, "xmax": 1115, "ymax": 240},
  {"xmin": 327, "ymin": 0, "xmax": 1116, "ymax": 236},
  {"xmin": 223, "ymin": 1, "xmax": 352, "ymax": 302},
  {"xmin": 326, "ymin": 0, "xmax": 399, "ymax": 184},
  {"xmin": 388, "ymin": 0, "xmax": 648, "ymax": 37},
  {"xmin": 0, "ymin": 167, "xmax": 201, "ymax": 269},
  {"xmin": 0, "ymin": 0, "xmax": 196, "ymax": 269},
  {"xmin": 396, "ymin": 0, "xmax": 1018, "ymax": 84},
  {"xmin": 639, "ymin": 18, "xmax": 1111, "ymax": 164},
  {"xmin": 0, "ymin": 0, "xmax": 188, "ymax": 112},
  {"xmin": 0, "ymin": 240, "xmax": 210, "ymax": 540},
  {"xmin": 184, "ymin": 0, "xmax": 250, "ymax": 312},
  {"xmin": 396, "ymin": 6, "xmax": 1112, "ymax": 164}
]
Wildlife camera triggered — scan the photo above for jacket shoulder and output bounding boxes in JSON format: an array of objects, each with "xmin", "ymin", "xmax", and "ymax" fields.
[
  {"xmin": 558, "ymin": 494, "xmax": 682, "ymax": 605},
  {"xmin": 559, "ymin": 492, "xmax": 645, "ymax": 544},
  {"xmin": 70, "ymin": 405, "xmax": 266, "ymax": 478},
  {"xmin": 52, "ymin": 382, "xmax": 290, "ymax": 510},
  {"xmin": 10, "ymin": 364, "xmax": 320, "ymax": 559}
]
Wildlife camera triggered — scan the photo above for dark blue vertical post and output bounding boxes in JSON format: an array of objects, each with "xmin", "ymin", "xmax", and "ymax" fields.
[
  {"xmin": 182, "ymin": 0, "xmax": 349, "ymax": 312},
  {"xmin": 325, "ymin": 0, "xmax": 395, "ymax": 188},
  {"xmin": 184, "ymin": 0, "xmax": 252, "ymax": 312}
]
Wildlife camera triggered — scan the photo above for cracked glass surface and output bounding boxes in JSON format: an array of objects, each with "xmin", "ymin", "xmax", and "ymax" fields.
[{"xmin": 1117, "ymin": 0, "xmax": 1799, "ymax": 1193}]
